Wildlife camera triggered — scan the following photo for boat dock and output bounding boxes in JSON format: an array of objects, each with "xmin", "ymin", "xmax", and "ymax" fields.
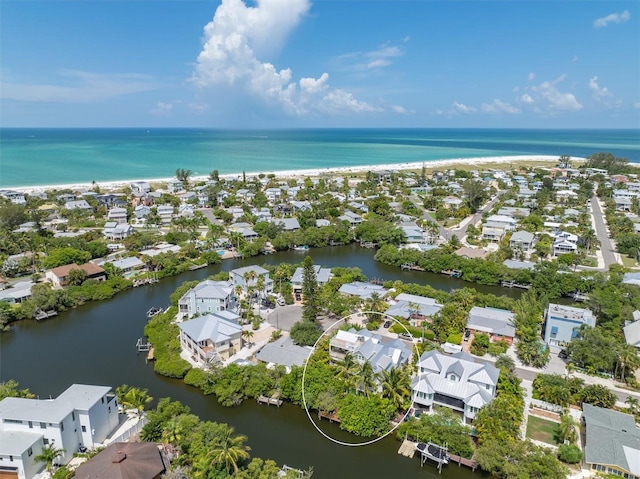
[
  {"xmin": 34, "ymin": 309, "xmax": 57, "ymax": 321},
  {"xmin": 136, "ymin": 338, "xmax": 151, "ymax": 352},
  {"xmin": 398, "ymin": 439, "xmax": 416, "ymax": 458},
  {"xmin": 441, "ymin": 269, "xmax": 462, "ymax": 278},
  {"xmin": 401, "ymin": 263, "xmax": 425, "ymax": 271},
  {"xmin": 257, "ymin": 394, "xmax": 283, "ymax": 407},
  {"xmin": 501, "ymin": 280, "xmax": 531, "ymax": 289},
  {"xmin": 133, "ymin": 277, "xmax": 159, "ymax": 287},
  {"xmin": 416, "ymin": 442, "xmax": 450, "ymax": 473},
  {"xmin": 188, "ymin": 263, "xmax": 207, "ymax": 271},
  {"xmin": 318, "ymin": 411, "xmax": 341, "ymax": 423}
]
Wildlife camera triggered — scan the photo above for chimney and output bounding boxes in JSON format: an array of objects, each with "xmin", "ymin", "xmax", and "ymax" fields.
[{"xmin": 112, "ymin": 452, "xmax": 127, "ymax": 463}]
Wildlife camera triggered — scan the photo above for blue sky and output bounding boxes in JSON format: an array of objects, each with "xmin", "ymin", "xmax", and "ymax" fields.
[{"xmin": 1, "ymin": 0, "xmax": 639, "ymax": 128}]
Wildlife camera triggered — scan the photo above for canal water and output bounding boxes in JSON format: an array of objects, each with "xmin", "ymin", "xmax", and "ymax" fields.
[{"xmin": 1, "ymin": 245, "xmax": 504, "ymax": 478}]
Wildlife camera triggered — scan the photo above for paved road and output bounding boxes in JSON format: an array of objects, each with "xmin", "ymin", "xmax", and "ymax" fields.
[{"xmin": 590, "ymin": 195, "xmax": 618, "ymax": 268}]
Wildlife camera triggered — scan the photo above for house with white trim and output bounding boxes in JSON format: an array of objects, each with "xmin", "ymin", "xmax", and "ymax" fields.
[
  {"xmin": 466, "ymin": 307, "xmax": 516, "ymax": 344},
  {"xmin": 0, "ymin": 384, "xmax": 120, "ymax": 478},
  {"xmin": 385, "ymin": 293, "xmax": 443, "ymax": 326},
  {"xmin": 178, "ymin": 280, "xmax": 235, "ymax": 318},
  {"xmin": 107, "ymin": 207, "xmax": 128, "ymax": 225},
  {"xmin": 178, "ymin": 312, "xmax": 242, "ymax": 364},
  {"xmin": 411, "ymin": 350, "xmax": 499, "ymax": 423},
  {"xmin": 544, "ymin": 303, "xmax": 596, "ymax": 346},
  {"xmin": 509, "ymin": 230, "xmax": 535, "ymax": 254},
  {"xmin": 229, "ymin": 266, "xmax": 273, "ymax": 294},
  {"xmin": 329, "ymin": 329, "xmax": 411, "ymax": 375}
]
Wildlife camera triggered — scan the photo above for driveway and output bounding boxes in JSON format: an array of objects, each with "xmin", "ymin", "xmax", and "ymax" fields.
[
  {"xmin": 590, "ymin": 194, "xmax": 618, "ymax": 268},
  {"xmin": 265, "ymin": 304, "xmax": 302, "ymax": 331}
]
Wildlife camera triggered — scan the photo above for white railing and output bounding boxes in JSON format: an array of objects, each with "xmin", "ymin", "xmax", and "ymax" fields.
[{"xmin": 105, "ymin": 416, "xmax": 148, "ymax": 445}]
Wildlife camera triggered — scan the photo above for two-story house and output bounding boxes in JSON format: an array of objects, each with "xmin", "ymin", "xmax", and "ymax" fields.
[
  {"xmin": 544, "ymin": 303, "xmax": 596, "ymax": 347},
  {"xmin": 178, "ymin": 312, "xmax": 243, "ymax": 364},
  {"xmin": 178, "ymin": 280, "xmax": 235, "ymax": 318}
]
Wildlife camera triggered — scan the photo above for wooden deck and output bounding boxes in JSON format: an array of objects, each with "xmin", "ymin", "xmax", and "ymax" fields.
[
  {"xmin": 257, "ymin": 395, "xmax": 283, "ymax": 407},
  {"xmin": 398, "ymin": 439, "xmax": 416, "ymax": 458}
]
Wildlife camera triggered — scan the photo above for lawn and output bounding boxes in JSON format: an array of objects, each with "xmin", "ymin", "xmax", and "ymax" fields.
[
  {"xmin": 525, "ymin": 415, "xmax": 559, "ymax": 445},
  {"xmin": 621, "ymin": 255, "xmax": 640, "ymax": 270}
]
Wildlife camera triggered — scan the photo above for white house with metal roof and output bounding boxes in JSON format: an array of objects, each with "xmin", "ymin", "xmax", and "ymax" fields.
[
  {"xmin": 544, "ymin": 303, "xmax": 596, "ymax": 346},
  {"xmin": 623, "ymin": 317, "xmax": 640, "ymax": 353},
  {"xmin": 338, "ymin": 282, "xmax": 388, "ymax": 300},
  {"xmin": 385, "ymin": 293, "xmax": 443, "ymax": 325},
  {"xmin": 178, "ymin": 280, "xmax": 235, "ymax": 318},
  {"xmin": 329, "ymin": 329, "xmax": 411, "ymax": 375},
  {"xmin": 229, "ymin": 266, "xmax": 273, "ymax": 294},
  {"xmin": 411, "ymin": 350, "xmax": 499, "ymax": 423},
  {"xmin": 290, "ymin": 265, "xmax": 332, "ymax": 292},
  {"xmin": 0, "ymin": 384, "xmax": 120, "ymax": 478},
  {"xmin": 582, "ymin": 403, "xmax": 640, "ymax": 479},
  {"xmin": 178, "ymin": 312, "xmax": 242, "ymax": 364}
]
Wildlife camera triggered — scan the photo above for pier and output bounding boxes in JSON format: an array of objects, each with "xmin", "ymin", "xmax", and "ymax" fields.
[
  {"xmin": 34, "ymin": 309, "xmax": 58, "ymax": 321},
  {"xmin": 441, "ymin": 269, "xmax": 462, "ymax": 278},
  {"xmin": 317, "ymin": 411, "xmax": 341, "ymax": 423},
  {"xmin": 136, "ymin": 337, "xmax": 151, "ymax": 353},
  {"xmin": 401, "ymin": 263, "xmax": 425, "ymax": 271},
  {"xmin": 257, "ymin": 394, "xmax": 283, "ymax": 407},
  {"xmin": 501, "ymin": 280, "xmax": 532, "ymax": 289},
  {"xmin": 188, "ymin": 263, "xmax": 207, "ymax": 271},
  {"xmin": 397, "ymin": 439, "xmax": 416, "ymax": 458},
  {"xmin": 133, "ymin": 277, "xmax": 159, "ymax": 288},
  {"xmin": 416, "ymin": 442, "xmax": 450, "ymax": 473}
]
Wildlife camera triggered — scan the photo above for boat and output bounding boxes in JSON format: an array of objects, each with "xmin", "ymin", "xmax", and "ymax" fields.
[
  {"xmin": 292, "ymin": 245, "xmax": 309, "ymax": 251},
  {"xmin": 146, "ymin": 307, "xmax": 163, "ymax": 318},
  {"xmin": 416, "ymin": 442, "xmax": 450, "ymax": 465}
]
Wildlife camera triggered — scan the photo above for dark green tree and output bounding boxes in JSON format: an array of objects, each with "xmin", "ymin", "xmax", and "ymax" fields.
[{"xmin": 301, "ymin": 255, "xmax": 320, "ymax": 322}]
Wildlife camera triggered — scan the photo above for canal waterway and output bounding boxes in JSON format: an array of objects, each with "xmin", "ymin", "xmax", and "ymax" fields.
[{"xmin": 1, "ymin": 245, "xmax": 506, "ymax": 478}]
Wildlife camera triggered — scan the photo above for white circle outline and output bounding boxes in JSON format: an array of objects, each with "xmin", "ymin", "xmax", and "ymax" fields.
[{"xmin": 301, "ymin": 311, "xmax": 422, "ymax": 446}]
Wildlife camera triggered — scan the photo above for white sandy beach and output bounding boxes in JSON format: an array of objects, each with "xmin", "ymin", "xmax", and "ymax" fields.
[{"xmin": 12, "ymin": 155, "xmax": 587, "ymax": 193}]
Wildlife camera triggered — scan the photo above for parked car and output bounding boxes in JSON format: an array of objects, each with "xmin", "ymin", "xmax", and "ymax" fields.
[
  {"xmin": 383, "ymin": 320, "xmax": 392, "ymax": 328},
  {"xmin": 276, "ymin": 297, "xmax": 285, "ymax": 306},
  {"xmin": 558, "ymin": 349, "xmax": 569, "ymax": 359}
]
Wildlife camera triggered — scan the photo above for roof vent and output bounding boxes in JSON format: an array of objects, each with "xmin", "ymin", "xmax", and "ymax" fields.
[{"xmin": 112, "ymin": 452, "xmax": 127, "ymax": 463}]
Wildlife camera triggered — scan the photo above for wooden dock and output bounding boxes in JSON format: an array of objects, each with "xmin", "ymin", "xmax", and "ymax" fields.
[
  {"xmin": 501, "ymin": 280, "xmax": 531, "ymax": 289},
  {"xmin": 318, "ymin": 411, "xmax": 341, "ymax": 423},
  {"xmin": 257, "ymin": 395, "xmax": 283, "ymax": 407},
  {"xmin": 398, "ymin": 439, "xmax": 416, "ymax": 458},
  {"xmin": 34, "ymin": 309, "xmax": 57, "ymax": 321},
  {"xmin": 188, "ymin": 263, "xmax": 207, "ymax": 271},
  {"xmin": 448, "ymin": 453, "xmax": 477, "ymax": 471},
  {"xmin": 401, "ymin": 263, "xmax": 425, "ymax": 271}
]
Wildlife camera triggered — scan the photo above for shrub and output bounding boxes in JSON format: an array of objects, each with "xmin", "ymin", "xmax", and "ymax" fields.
[
  {"xmin": 488, "ymin": 340, "xmax": 509, "ymax": 356},
  {"xmin": 557, "ymin": 444, "xmax": 583, "ymax": 464},
  {"xmin": 447, "ymin": 333, "xmax": 463, "ymax": 345}
]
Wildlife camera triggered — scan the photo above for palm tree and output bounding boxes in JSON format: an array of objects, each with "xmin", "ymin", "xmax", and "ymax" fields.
[
  {"xmin": 200, "ymin": 426, "xmax": 251, "ymax": 476},
  {"xmin": 34, "ymin": 444, "xmax": 65, "ymax": 475},
  {"xmin": 365, "ymin": 292, "xmax": 387, "ymax": 322},
  {"xmin": 378, "ymin": 366, "xmax": 411, "ymax": 410},
  {"xmin": 357, "ymin": 360, "xmax": 376, "ymax": 397},
  {"xmin": 337, "ymin": 352, "xmax": 358, "ymax": 384},
  {"xmin": 122, "ymin": 387, "xmax": 153, "ymax": 416},
  {"xmin": 242, "ymin": 329, "xmax": 255, "ymax": 347},
  {"xmin": 617, "ymin": 344, "xmax": 640, "ymax": 381},
  {"xmin": 557, "ymin": 411, "xmax": 578, "ymax": 444},
  {"xmin": 625, "ymin": 396, "xmax": 639, "ymax": 416}
]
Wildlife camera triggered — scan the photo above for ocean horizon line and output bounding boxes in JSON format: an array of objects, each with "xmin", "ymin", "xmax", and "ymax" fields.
[{"xmin": 2, "ymin": 126, "xmax": 639, "ymax": 131}]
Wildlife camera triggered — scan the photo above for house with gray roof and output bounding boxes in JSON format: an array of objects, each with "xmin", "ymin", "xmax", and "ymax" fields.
[
  {"xmin": 329, "ymin": 329, "xmax": 411, "ymax": 375},
  {"xmin": 103, "ymin": 222, "xmax": 134, "ymax": 240},
  {"xmin": 0, "ymin": 280, "xmax": 34, "ymax": 304},
  {"xmin": 291, "ymin": 265, "xmax": 332, "ymax": 292},
  {"xmin": 256, "ymin": 335, "xmax": 312, "ymax": 369},
  {"xmin": 582, "ymin": 403, "xmax": 640, "ymax": 479},
  {"xmin": 338, "ymin": 281, "xmax": 388, "ymax": 300},
  {"xmin": 623, "ymin": 319, "xmax": 640, "ymax": 352},
  {"xmin": 229, "ymin": 266, "xmax": 273, "ymax": 295},
  {"xmin": 466, "ymin": 306, "xmax": 516, "ymax": 344},
  {"xmin": 509, "ymin": 230, "xmax": 535, "ymax": 254},
  {"xmin": 178, "ymin": 312, "xmax": 242, "ymax": 364},
  {"xmin": 178, "ymin": 280, "xmax": 235, "ymax": 318},
  {"xmin": 623, "ymin": 273, "xmax": 640, "ymax": 287},
  {"xmin": 502, "ymin": 259, "xmax": 536, "ymax": 270},
  {"xmin": 274, "ymin": 217, "xmax": 300, "ymax": 231},
  {"xmin": 0, "ymin": 384, "xmax": 120, "ymax": 476},
  {"xmin": 64, "ymin": 200, "xmax": 92, "ymax": 210},
  {"xmin": 385, "ymin": 293, "xmax": 443, "ymax": 326},
  {"xmin": 411, "ymin": 350, "xmax": 499, "ymax": 423}
]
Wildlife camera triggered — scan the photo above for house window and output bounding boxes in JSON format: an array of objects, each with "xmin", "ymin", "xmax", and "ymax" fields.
[
  {"xmin": 449, "ymin": 374, "xmax": 457, "ymax": 381},
  {"xmin": 101, "ymin": 397, "xmax": 104, "ymax": 404},
  {"xmin": 40, "ymin": 422, "xmax": 46, "ymax": 429},
  {"xmin": 82, "ymin": 425, "xmax": 86, "ymax": 432},
  {"xmin": 550, "ymin": 326, "xmax": 558, "ymax": 339},
  {"xmin": 72, "ymin": 411, "xmax": 75, "ymax": 421},
  {"xmin": 29, "ymin": 421, "xmax": 33, "ymax": 428},
  {"xmin": 60, "ymin": 421, "xmax": 64, "ymax": 432},
  {"xmin": 485, "ymin": 384, "xmax": 491, "ymax": 390},
  {"xmin": 43, "ymin": 438, "xmax": 49, "ymax": 445},
  {"xmin": 28, "ymin": 448, "xmax": 33, "ymax": 457}
]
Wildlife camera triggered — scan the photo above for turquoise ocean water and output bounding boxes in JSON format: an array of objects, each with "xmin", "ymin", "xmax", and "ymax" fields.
[{"xmin": 0, "ymin": 128, "xmax": 638, "ymax": 188}]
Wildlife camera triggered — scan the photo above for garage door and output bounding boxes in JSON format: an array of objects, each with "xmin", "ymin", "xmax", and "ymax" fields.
[{"xmin": 0, "ymin": 469, "xmax": 18, "ymax": 479}]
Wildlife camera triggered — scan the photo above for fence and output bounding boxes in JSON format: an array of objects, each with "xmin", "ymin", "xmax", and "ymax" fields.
[{"xmin": 105, "ymin": 416, "xmax": 148, "ymax": 445}]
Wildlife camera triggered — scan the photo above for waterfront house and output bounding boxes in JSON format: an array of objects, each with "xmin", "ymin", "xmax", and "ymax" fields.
[
  {"xmin": 46, "ymin": 263, "xmax": 106, "ymax": 288},
  {"xmin": 0, "ymin": 280, "xmax": 34, "ymax": 304},
  {"xmin": 74, "ymin": 442, "xmax": 166, "ymax": 479},
  {"xmin": 229, "ymin": 266, "xmax": 273, "ymax": 294},
  {"xmin": 291, "ymin": 265, "xmax": 332, "ymax": 293},
  {"xmin": 411, "ymin": 350, "xmax": 499, "ymax": 423},
  {"xmin": 167, "ymin": 179, "xmax": 183, "ymax": 194},
  {"xmin": 502, "ymin": 259, "xmax": 536, "ymax": 270},
  {"xmin": 139, "ymin": 243, "xmax": 181, "ymax": 257},
  {"xmin": 338, "ymin": 282, "xmax": 388, "ymax": 300},
  {"xmin": 329, "ymin": 329, "xmax": 411, "ymax": 374},
  {"xmin": 385, "ymin": 293, "xmax": 443, "ymax": 325},
  {"xmin": 256, "ymin": 336, "xmax": 312, "ymax": 369},
  {"xmin": 0, "ymin": 384, "xmax": 120, "ymax": 477},
  {"xmin": 64, "ymin": 200, "xmax": 92, "ymax": 210},
  {"xmin": 106, "ymin": 257, "xmax": 145, "ymax": 274},
  {"xmin": 337, "ymin": 210, "xmax": 363, "ymax": 228},
  {"xmin": 466, "ymin": 307, "xmax": 516, "ymax": 344},
  {"xmin": 107, "ymin": 207, "xmax": 128, "ymax": 224},
  {"xmin": 130, "ymin": 181, "xmax": 151, "ymax": 196},
  {"xmin": 454, "ymin": 247, "xmax": 488, "ymax": 260},
  {"xmin": 544, "ymin": 303, "xmax": 596, "ymax": 346},
  {"xmin": 0, "ymin": 189, "xmax": 27, "ymax": 205},
  {"xmin": 178, "ymin": 312, "xmax": 242, "ymax": 364},
  {"xmin": 582, "ymin": 404, "xmax": 640, "ymax": 479},
  {"xmin": 274, "ymin": 218, "xmax": 300, "ymax": 232},
  {"xmin": 178, "ymin": 280, "xmax": 235, "ymax": 318}
]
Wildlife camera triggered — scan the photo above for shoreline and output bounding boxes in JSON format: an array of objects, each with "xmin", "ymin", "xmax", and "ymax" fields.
[{"xmin": 11, "ymin": 155, "xmax": 586, "ymax": 193}]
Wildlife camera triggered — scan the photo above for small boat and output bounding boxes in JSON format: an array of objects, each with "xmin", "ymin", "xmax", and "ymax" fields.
[
  {"xmin": 292, "ymin": 245, "xmax": 309, "ymax": 251},
  {"xmin": 146, "ymin": 307, "xmax": 163, "ymax": 318}
]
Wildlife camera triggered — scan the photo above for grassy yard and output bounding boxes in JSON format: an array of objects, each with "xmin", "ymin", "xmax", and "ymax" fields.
[
  {"xmin": 526, "ymin": 415, "xmax": 559, "ymax": 445},
  {"xmin": 621, "ymin": 255, "xmax": 640, "ymax": 270}
]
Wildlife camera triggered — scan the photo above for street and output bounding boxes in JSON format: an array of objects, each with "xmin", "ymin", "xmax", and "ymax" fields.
[{"xmin": 590, "ymin": 194, "xmax": 618, "ymax": 268}]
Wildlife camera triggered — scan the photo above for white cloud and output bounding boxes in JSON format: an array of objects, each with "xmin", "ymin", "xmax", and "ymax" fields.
[
  {"xmin": 481, "ymin": 99, "xmax": 520, "ymax": 114},
  {"xmin": 151, "ymin": 102, "xmax": 173, "ymax": 117},
  {"xmin": 453, "ymin": 102, "xmax": 476, "ymax": 114},
  {"xmin": 0, "ymin": 70, "xmax": 160, "ymax": 103},
  {"xmin": 528, "ymin": 74, "xmax": 583, "ymax": 113},
  {"xmin": 572, "ymin": 55, "xmax": 579, "ymax": 63},
  {"xmin": 518, "ymin": 93, "xmax": 535, "ymax": 105},
  {"xmin": 192, "ymin": 0, "xmax": 378, "ymax": 116},
  {"xmin": 589, "ymin": 76, "xmax": 612, "ymax": 103},
  {"xmin": 365, "ymin": 45, "xmax": 402, "ymax": 69},
  {"xmin": 527, "ymin": 72, "xmax": 535, "ymax": 81},
  {"xmin": 390, "ymin": 104, "xmax": 414, "ymax": 114},
  {"xmin": 189, "ymin": 103, "xmax": 209, "ymax": 113},
  {"xmin": 594, "ymin": 10, "xmax": 630, "ymax": 29}
]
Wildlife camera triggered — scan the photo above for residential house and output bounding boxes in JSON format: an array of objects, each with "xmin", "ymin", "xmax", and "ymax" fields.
[
  {"xmin": 57, "ymin": 193, "xmax": 76, "ymax": 203},
  {"xmin": 509, "ymin": 231, "xmax": 535, "ymax": 254},
  {"xmin": 623, "ymin": 319, "xmax": 640, "ymax": 353},
  {"xmin": 64, "ymin": 200, "xmax": 92, "ymax": 210},
  {"xmin": 107, "ymin": 257, "xmax": 145, "ymax": 274},
  {"xmin": 103, "ymin": 222, "xmax": 134, "ymax": 240},
  {"xmin": 139, "ymin": 243, "xmax": 181, "ymax": 257},
  {"xmin": 227, "ymin": 223, "xmax": 258, "ymax": 242},
  {"xmin": 338, "ymin": 282, "xmax": 388, "ymax": 300},
  {"xmin": 0, "ymin": 189, "xmax": 27, "ymax": 205},
  {"xmin": 502, "ymin": 259, "xmax": 536, "ymax": 270},
  {"xmin": 623, "ymin": 273, "xmax": 640, "ymax": 287},
  {"xmin": 265, "ymin": 188, "xmax": 283, "ymax": 202},
  {"xmin": 167, "ymin": 179, "xmax": 183, "ymax": 194},
  {"xmin": 107, "ymin": 207, "xmax": 128, "ymax": 224},
  {"xmin": 46, "ymin": 263, "xmax": 106, "ymax": 288},
  {"xmin": 615, "ymin": 196, "xmax": 634, "ymax": 211},
  {"xmin": 74, "ymin": 442, "xmax": 166, "ymax": 479},
  {"xmin": 482, "ymin": 226, "xmax": 505, "ymax": 242},
  {"xmin": 96, "ymin": 194, "xmax": 125, "ymax": 208},
  {"xmin": 229, "ymin": 266, "xmax": 273, "ymax": 294},
  {"xmin": 178, "ymin": 312, "xmax": 242, "ymax": 364},
  {"xmin": 0, "ymin": 384, "xmax": 120, "ymax": 477},
  {"xmin": 582, "ymin": 404, "xmax": 640, "ymax": 479},
  {"xmin": 385, "ymin": 293, "xmax": 443, "ymax": 326},
  {"xmin": 401, "ymin": 225, "xmax": 428, "ymax": 243},
  {"xmin": 291, "ymin": 265, "xmax": 332, "ymax": 293},
  {"xmin": 552, "ymin": 231, "xmax": 579, "ymax": 256},
  {"xmin": 411, "ymin": 351, "xmax": 499, "ymax": 423},
  {"xmin": 156, "ymin": 205, "xmax": 175, "ymax": 224},
  {"xmin": 442, "ymin": 196, "xmax": 463, "ymax": 209},
  {"xmin": 256, "ymin": 335, "xmax": 313, "ymax": 369},
  {"xmin": 329, "ymin": 329, "xmax": 411, "ymax": 375},
  {"xmin": 544, "ymin": 303, "xmax": 596, "ymax": 346},
  {"xmin": 275, "ymin": 218, "xmax": 300, "ymax": 231},
  {"xmin": 0, "ymin": 281, "xmax": 35, "ymax": 304},
  {"xmin": 337, "ymin": 211, "xmax": 363, "ymax": 228},
  {"xmin": 555, "ymin": 190, "xmax": 578, "ymax": 202},
  {"xmin": 454, "ymin": 247, "xmax": 488, "ymax": 260},
  {"xmin": 466, "ymin": 307, "xmax": 516, "ymax": 344},
  {"xmin": 178, "ymin": 280, "xmax": 235, "ymax": 318},
  {"xmin": 134, "ymin": 205, "xmax": 151, "ymax": 219},
  {"xmin": 130, "ymin": 181, "xmax": 151, "ymax": 196},
  {"xmin": 497, "ymin": 207, "xmax": 530, "ymax": 218},
  {"xmin": 484, "ymin": 215, "xmax": 517, "ymax": 231}
]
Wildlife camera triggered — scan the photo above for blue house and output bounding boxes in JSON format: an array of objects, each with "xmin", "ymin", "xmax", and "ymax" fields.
[{"xmin": 544, "ymin": 303, "xmax": 596, "ymax": 347}]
